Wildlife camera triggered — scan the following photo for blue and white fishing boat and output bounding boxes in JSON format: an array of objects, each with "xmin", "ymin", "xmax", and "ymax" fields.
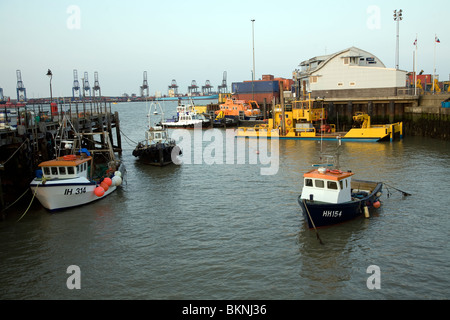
[{"xmin": 298, "ymin": 140, "xmax": 383, "ymax": 228}]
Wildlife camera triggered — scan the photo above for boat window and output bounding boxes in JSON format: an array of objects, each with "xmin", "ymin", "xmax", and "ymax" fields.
[
  {"xmin": 305, "ymin": 178, "xmax": 313, "ymax": 187},
  {"xmin": 327, "ymin": 181, "xmax": 338, "ymax": 190},
  {"xmin": 84, "ymin": 163, "xmax": 87, "ymax": 171},
  {"xmin": 77, "ymin": 165, "xmax": 80, "ymax": 173},
  {"xmin": 51, "ymin": 167, "xmax": 58, "ymax": 175},
  {"xmin": 68, "ymin": 167, "xmax": 75, "ymax": 175},
  {"xmin": 59, "ymin": 167, "xmax": 66, "ymax": 175},
  {"xmin": 44, "ymin": 167, "xmax": 50, "ymax": 175},
  {"xmin": 339, "ymin": 181, "xmax": 343, "ymax": 189},
  {"xmin": 315, "ymin": 180, "xmax": 324, "ymax": 188}
]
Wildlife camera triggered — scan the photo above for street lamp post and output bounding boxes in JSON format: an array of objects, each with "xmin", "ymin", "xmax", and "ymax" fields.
[
  {"xmin": 46, "ymin": 69, "xmax": 53, "ymax": 103},
  {"xmin": 251, "ymin": 19, "xmax": 255, "ymax": 100},
  {"xmin": 393, "ymin": 9, "xmax": 403, "ymax": 70}
]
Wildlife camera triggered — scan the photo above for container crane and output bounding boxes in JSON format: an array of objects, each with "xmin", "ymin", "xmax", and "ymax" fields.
[
  {"xmin": 93, "ymin": 71, "xmax": 101, "ymax": 98},
  {"xmin": 202, "ymin": 80, "xmax": 213, "ymax": 95},
  {"xmin": 140, "ymin": 71, "xmax": 149, "ymax": 97},
  {"xmin": 168, "ymin": 79, "xmax": 178, "ymax": 96},
  {"xmin": 188, "ymin": 80, "xmax": 199, "ymax": 95},
  {"xmin": 83, "ymin": 72, "xmax": 91, "ymax": 98},
  {"xmin": 72, "ymin": 69, "xmax": 81, "ymax": 100},
  {"xmin": 16, "ymin": 70, "xmax": 27, "ymax": 102},
  {"xmin": 218, "ymin": 71, "xmax": 228, "ymax": 93}
]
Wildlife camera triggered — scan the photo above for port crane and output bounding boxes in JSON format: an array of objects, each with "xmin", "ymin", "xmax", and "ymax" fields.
[
  {"xmin": 140, "ymin": 71, "xmax": 149, "ymax": 97},
  {"xmin": 188, "ymin": 80, "xmax": 199, "ymax": 95},
  {"xmin": 16, "ymin": 70, "xmax": 27, "ymax": 101},
  {"xmin": 72, "ymin": 69, "xmax": 81, "ymax": 100},
  {"xmin": 168, "ymin": 79, "xmax": 178, "ymax": 95},
  {"xmin": 202, "ymin": 80, "xmax": 213, "ymax": 95},
  {"xmin": 83, "ymin": 72, "xmax": 91, "ymax": 98},
  {"xmin": 93, "ymin": 71, "xmax": 101, "ymax": 98},
  {"xmin": 218, "ymin": 71, "xmax": 228, "ymax": 93}
]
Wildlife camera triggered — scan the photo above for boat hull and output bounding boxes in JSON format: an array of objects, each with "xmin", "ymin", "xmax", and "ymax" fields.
[
  {"xmin": 161, "ymin": 121, "xmax": 211, "ymax": 129},
  {"xmin": 298, "ymin": 181, "xmax": 382, "ymax": 228},
  {"xmin": 132, "ymin": 143, "xmax": 181, "ymax": 166},
  {"xmin": 29, "ymin": 178, "xmax": 117, "ymax": 211}
]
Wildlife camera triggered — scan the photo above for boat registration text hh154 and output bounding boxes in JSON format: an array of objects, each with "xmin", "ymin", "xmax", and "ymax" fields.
[
  {"xmin": 64, "ymin": 187, "xmax": 86, "ymax": 195},
  {"xmin": 323, "ymin": 211, "xmax": 342, "ymax": 218}
]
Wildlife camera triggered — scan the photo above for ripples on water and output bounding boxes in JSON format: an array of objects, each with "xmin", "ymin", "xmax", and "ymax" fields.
[{"xmin": 1, "ymin": 101, "xmax": 449, "ymax": 300}]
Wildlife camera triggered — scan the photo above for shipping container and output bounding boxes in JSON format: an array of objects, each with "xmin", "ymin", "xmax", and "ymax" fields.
[
  {"xmin": 233, "ymin": 92, "xmax": 280, "ymax": 104},
  {"xmin": 262, "ymin": 74, "xmax": 274, "ymax": 81},
  {"xmin": 232, "ymin": 81, "xmax": 280, "ymax": 94}
]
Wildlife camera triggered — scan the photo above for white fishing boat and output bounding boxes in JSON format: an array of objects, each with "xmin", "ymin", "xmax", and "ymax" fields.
[
  {"xmin": 29, "ymin": 111, "xmax": 125, "ymax": 211},
  {"xmin": 161, "ymin": 103, "xmax": 210, "ymax": 128}
]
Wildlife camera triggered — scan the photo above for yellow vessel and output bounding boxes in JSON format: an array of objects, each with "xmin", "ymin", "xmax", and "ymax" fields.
[{"xmin": 236, "ymin": 96, "xmax": 403, "ymax": 142}]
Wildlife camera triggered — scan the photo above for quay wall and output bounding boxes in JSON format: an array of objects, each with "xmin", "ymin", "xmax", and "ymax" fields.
[
  {"xmin": 320, "ymin": 93, "xmax": 450, "ymax": 140},
  {"xmin": 404, "ymin": 94, "xmax": 450, "ymax": 140}
]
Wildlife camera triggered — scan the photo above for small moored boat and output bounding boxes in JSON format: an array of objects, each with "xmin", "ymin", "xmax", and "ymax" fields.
[
  {"xmin": 29, "ymin": 124, "xmax": 125, "ymax": 211},
  {"xmin": 161, "ymin": 103, "xmax": 210, "ymax": 128},
  {"xmin": 30, "ymin": 151, "xmax": 124, "ymax": 211},
  {"xmin": 298, "ymin": 165, "xmax": 382, "ymax": 228},
  {"xmin": 133, "ymin": 102, "xmax": 181, "ymax": 166}
]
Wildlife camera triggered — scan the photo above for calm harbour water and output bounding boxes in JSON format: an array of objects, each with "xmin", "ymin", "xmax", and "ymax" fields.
[{"xmin": 1, "ymin": 101, "xmax": 449, "ymax": 300}]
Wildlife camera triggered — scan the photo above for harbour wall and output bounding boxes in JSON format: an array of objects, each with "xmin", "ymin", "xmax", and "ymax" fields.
[{"xmin": 319, "ymin": 93, "xmax": 450, "ymax": 140}]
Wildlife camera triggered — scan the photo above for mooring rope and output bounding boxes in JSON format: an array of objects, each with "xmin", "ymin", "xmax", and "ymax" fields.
[
  {"xmin": 0, "ymin": 187, "xmax": 29, "ymax": 213},
  {"xmin": 16, "ymin": 180, "xmax": 43, "ymax": 222},
  {"xmin": 302, "ymin": 198, "xmax": 324, "ymax": 245},
  {"xmin": 1, "ymin": 138, "xmax": 29, "ymax": 167},
  {"xmin": 120, "ymin": 129, "xmax": 138, "ymax": 146}
]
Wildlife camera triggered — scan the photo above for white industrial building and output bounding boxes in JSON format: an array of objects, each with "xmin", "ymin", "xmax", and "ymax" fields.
[{"xmin": 295, "ymin": 47, "xmax": 408, "ymax": 98}]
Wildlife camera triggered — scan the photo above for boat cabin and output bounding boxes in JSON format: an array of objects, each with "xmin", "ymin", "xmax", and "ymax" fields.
[
  {"xmin": 145, "ymin": 127, "xmax": 168, "ymax": 144},
  {"xmin": 38, "ymin": 155, "xmax": 92, "ymax": 180},
  {"xmin": 300, "ymin": 167, "xmax": 354, "ymax": 204}
]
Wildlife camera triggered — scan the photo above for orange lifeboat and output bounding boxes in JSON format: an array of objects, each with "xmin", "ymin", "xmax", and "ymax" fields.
[{"xmin": 215, "ymin": 98, "xmax": 261, "ymax": 118}]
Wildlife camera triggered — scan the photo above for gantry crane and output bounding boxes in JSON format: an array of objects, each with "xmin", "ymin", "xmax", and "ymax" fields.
[
  {"xmin": 16, "ymin": 70, "xmax": 27, "ymax": 101},
  {"xmin": 140, "ymin": 71, "xmax": 149, "ymax": 97},
  {"xmin": 202, "ymin": 80, "xmax": 213, "ymax": 95},
  {"xmin": 93, "ymin": 71, "xmax": 101, "ymax": 98},
  {"xmin": 83, "ymin": 72, "xmax": 91, "ymax": 98},
  {"xmin": 188, "ymin": 80, "xmax": 199, "ymax": 95},
  {"xmin": 218, "ymin": 71, "xmax": 228, "ymax": 93},
  {"xmin": 168, "ymin": 79, "xmax": 179, "ymax": 96},
  {"xmin": 72, "ymin": 69, "xmax": 81, "ymax": 100}
]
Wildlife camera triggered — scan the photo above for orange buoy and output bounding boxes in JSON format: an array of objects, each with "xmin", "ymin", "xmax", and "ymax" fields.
[
  {"xmin": 373, "ymin": 201, "xmax": 381, "ymax": 209},
  {"xmin": 94, "ymin": 186, "xmax": 105, "ymax": 197},
  {"xmin": 103, "ymin": 177, "xmax": 112, "ymax": 186},
  {"xmin": 100, "ymin": 181, "xmax": 109, "ymax": 192}
]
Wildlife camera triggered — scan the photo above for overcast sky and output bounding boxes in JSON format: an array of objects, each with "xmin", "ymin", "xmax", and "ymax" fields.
[{"xmin": 0, "ymin": 0, "xmax": 448, "ymax": 98}]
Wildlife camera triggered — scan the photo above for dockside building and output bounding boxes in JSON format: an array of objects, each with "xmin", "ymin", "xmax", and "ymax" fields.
[{"xmin": 295, "ymin": 46, "xmax": 408, "ymax": 98}]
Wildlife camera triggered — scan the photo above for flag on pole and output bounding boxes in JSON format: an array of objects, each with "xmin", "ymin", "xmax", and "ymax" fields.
[{"xmin": 435, "ymin": 36, "xmax": 441, "ymax": 43}]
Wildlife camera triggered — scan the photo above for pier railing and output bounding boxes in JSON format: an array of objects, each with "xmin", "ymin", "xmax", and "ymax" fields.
[{"xmin": 1, "ymin": 100, "xmax": 113, "ymax": 131}]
